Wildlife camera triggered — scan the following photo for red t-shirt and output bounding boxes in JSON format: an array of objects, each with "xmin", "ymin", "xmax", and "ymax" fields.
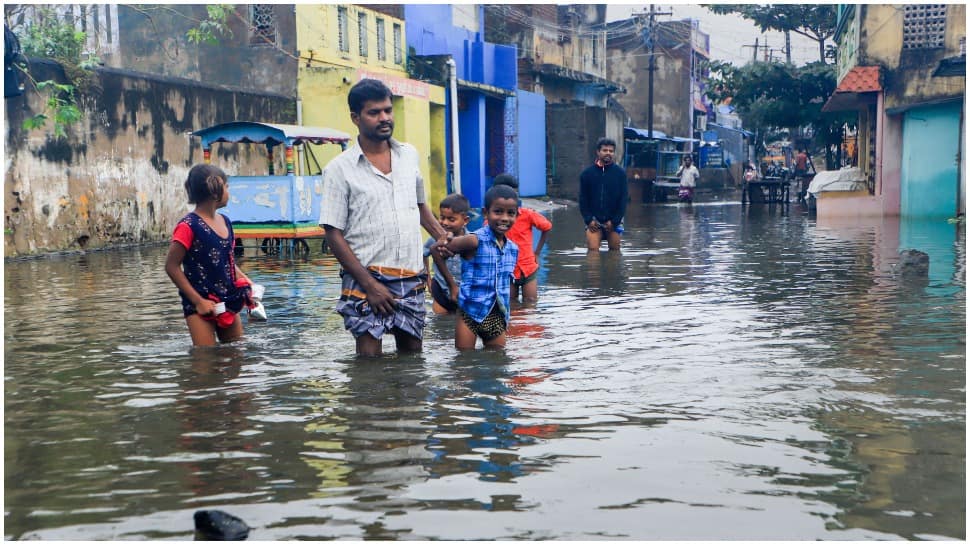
[{"xmin": 505, "ymin": 207, "xmax": 553, "ymax": 279}]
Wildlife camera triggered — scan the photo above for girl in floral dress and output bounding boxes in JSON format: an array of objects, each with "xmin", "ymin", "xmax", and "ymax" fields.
[{"xmin": 165, "ymin": 164, "xmax": 254, "ymax": 346}]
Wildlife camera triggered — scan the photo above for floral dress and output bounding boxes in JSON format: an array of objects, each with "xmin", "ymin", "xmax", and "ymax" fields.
[{"xmin": 171, "ymin": 212, "xmax": 249, "ymax": 318}]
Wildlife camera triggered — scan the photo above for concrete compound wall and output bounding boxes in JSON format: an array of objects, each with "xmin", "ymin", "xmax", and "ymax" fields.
[{"xmin": 4, "ymin": 60, "xmax": 296, "ymax": 257}]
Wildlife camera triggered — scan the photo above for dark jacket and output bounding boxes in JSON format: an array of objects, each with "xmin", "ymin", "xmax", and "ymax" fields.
[{"xmin": 579, "ymin": 162, "xmax": 628, "ymax": 226}]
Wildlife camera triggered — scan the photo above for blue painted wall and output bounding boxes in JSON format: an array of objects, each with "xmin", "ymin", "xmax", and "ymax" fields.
[
  {"xmin": 517, "ymin": 89, "xmax": 547, "ymax": 197},
  {"xmin": 901, "ymin": 102, "xmax": 961, "ymax": 218},
  {"xmin": 405, "ymin": 4, "xmax": 519, "ymax": 207},
  {"xmin": 460, "ymin": 93, "xmax": 487, "ymax": 209},
  {"xmin": 404, "ymin": 5, "xmax": 515, "ymax": 90}
]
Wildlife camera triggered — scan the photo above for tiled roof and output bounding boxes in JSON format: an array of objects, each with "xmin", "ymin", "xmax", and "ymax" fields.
[{"xmin": 835, "ymin": 66, "xmax": 882, "ymax": 93}]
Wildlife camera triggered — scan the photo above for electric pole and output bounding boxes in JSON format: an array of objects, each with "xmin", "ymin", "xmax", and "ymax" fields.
[
  {"xmin": 742, "ymin": 38, "xmax": 759, "ymax": 63},
  {"xmin": 785, "ymin": 30, "xmax": 792, "ymax": 64},
  {"xmin": 642, "ymin": 4, "xmax": 671, "ymax": 140}
]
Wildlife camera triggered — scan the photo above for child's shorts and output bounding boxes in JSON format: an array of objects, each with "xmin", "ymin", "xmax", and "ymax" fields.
[
  {"xmin": 430, "ymin": 280, "xmax": 458, "ymax": 313},
  {"xmin": 513, "ymin": 269, "xmax": 538, "ymax": 287},
  {"xmin": 459, "ymin": 305, "xmax": 507, "ymax": 342}
]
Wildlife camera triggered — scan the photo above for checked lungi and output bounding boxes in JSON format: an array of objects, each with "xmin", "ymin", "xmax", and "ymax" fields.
[{"xmin": 335, "ymin": 266, "xmax": 428, "ymax": 340}]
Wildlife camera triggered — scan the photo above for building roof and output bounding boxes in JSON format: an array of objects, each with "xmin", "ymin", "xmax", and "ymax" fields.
[
  {"xmin": 835, "ymin": 66, "xmax": 882, "ymax": 93},
  {"xmin": 822, "ymin": 66, "xmax": 882, "ymax": 112}
]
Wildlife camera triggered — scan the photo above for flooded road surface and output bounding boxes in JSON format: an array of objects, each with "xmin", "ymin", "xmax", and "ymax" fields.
[{"xmin": 5, "ymin": 200, "xmax": 965, "ymax": 540}]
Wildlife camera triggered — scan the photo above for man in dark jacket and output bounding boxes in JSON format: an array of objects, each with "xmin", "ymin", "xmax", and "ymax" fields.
[{"xmin": 579, "ymin": 137, "xmax": 628, "ymax": 251}]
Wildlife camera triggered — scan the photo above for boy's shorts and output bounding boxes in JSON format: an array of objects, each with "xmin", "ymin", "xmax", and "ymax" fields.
[
  {"xmin": 459, "ymin": 304, "xmax": 507, "ymax": 342},
  {"xmin": 430, "ymin": 280, "xmax": 459, "ymax": 313},
  {"xmin": 513, "ymin": 269, "xmax": 538, "ymax": 287},
  {"xmin": 336, "ymin": 267, "xmax": 427, "ymax": 340}
]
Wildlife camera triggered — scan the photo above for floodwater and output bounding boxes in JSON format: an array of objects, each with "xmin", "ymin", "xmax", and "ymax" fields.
[{"xmin": 4, "ymin": 199, "xmax": 965, "ymax": 540}]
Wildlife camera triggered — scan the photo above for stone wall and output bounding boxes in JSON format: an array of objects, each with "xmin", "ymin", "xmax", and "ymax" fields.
[{"xmin": 4, "ymin": 60, "xmax": 296, "ymax": 257}]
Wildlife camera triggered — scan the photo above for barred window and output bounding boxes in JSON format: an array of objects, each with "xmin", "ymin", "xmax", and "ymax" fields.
[
  {"xmin": 902, "ymin": 4, "xmax": 947, "ymax": 50},
  {"xmin": 338, "ymin": 7, "xmax": 349, "ymax": 52},
  {"xmin": 358, "ymin": 12, "xmax": 368, "ymax": 57},
  {"xmin": 249, "ymin": 5, "xmax": 277, "ymax": 46},
  {"xmin": 393, "ymin": 22, "xmax": 402, "ymax": 64},
  {"xmin": 376, "ymin": 18, "xmax": 386, "ymax": 60}
]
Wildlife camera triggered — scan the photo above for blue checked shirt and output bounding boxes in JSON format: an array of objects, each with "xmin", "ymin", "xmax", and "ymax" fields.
[{"xmin": 458, "ymin": 226, "xmax": 519, "ymax": 323}]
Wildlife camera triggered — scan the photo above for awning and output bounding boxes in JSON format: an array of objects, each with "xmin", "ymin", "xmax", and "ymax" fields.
[
  {"xmin": 623, "ymin": 126, "xmax": 698, "ymax": 142},
  {"xmin": 933, "ymin": 55, "xmax": 966, "ymax": 77},
  {"xmin": 193, "ymin": 122, "xmax": 351, "ymax": 148},
  {"xmin": 822, "ymin": 66, "xmax": 882, "ymax": 112},
  {"xmin": 534, "ymin": 63, "xmax": 626, "ymax": 94},
  {"xmin": 457, "ymin": 78, "xmax": 515, "ymax": 98}
]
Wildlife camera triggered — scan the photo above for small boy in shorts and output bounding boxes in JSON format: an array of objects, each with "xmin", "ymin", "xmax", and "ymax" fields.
[
  {"xmin": 435, "ymin": 185, "xmax": 519, "ymax": 349},
  {"xmin": 492, "ymin": 173, "xmax": 553, "ymax": 302},
  {"xmin": 423, "ymin": 193, "xmax": 470, "ymax": 314}
]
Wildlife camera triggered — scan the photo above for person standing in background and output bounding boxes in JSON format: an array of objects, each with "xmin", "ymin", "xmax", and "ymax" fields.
[{"xmin": 579, "ymin": 138, "xmax": 628, "ymax": 251}]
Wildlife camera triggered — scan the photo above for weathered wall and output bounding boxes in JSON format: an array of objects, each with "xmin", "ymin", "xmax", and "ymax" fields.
[
  {"xmin": 860, "ymin": 4, "xmax": 966, "ymax": 112},
  {"xmin": 4, "ymin": 60, "xmax": 295, "ymax": 257},
  {"xmin": 608, "ymin": 37, "xmax": 691, "ymax": 138},
  {"xmin": 112, "ymin": 4, "xmax": 297, "ymax": 97},
  {"xmin": 546, "ymin": 104, "xmax": 623, "ymax": 200}
]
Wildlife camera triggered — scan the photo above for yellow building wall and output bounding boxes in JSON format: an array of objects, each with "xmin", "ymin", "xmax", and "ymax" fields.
[
  {"xmin": 862, "ymin": 5, "xmax": 966, "ymax": 110},
  {"xmin": 295, "ymin": 5, "xmax": 407, "ymax": 74},
  {"xmin": 294, "ymin": 5, "xmax": 449, "ymax": 208}
]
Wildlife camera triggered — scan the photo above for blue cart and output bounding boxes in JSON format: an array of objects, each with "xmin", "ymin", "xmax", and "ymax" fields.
[{"xmin": 192, "ymin": 121, "xmax": 351, "ymax": 255}]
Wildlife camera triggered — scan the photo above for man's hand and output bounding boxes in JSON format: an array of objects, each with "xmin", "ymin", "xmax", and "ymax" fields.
[
  {"xmin": 587, "ymin": 219, "xmax": 600, "ymax": 232},
  {"xmin": 363, "ymin": 281, "xmax": 398, "ymax": 316}
]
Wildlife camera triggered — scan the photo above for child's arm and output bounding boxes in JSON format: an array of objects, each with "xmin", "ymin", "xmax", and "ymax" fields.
[
  {"xmin": 165, "ymin": 242, "xmax": 217, "ymax": 316},
  {"xmin": 534, "ymin": 230, "xmax": 550, "ymax": 258},
  {"xmin": 532, "ymin": 211, "xmax": 553, "ymax": 257},
  {"xmin": 431, "ymin": 252, "xmax": 459, "ymax": 301},
  {"xmin": 441, "ymin": 232, "xmax": 479, "ymax": 259}
]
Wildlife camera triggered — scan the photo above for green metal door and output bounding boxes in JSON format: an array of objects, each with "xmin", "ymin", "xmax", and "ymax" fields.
[{"xmin": 901, "ymin": 102, "xmax": 962, "ymax": 217}]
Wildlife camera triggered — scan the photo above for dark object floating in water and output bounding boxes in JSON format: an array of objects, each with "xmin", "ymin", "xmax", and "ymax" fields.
[
  {"xmin": 194, "ymin": 509, "xmax": 251, "ymax": 541},
  {"xmin": 898, "ymin": 249, "xmax": 929, "ymax": 277}
]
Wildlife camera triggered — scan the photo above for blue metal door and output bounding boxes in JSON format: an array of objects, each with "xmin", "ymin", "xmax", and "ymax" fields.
[{"xmin": 901, "ymin": 102, "xmax": 962, "ymax": 217}]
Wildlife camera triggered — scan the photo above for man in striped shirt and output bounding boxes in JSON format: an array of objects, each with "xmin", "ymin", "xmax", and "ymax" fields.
[{"xmin": 320, "ymin": 79, "xmax": 449, "ymax": 357}]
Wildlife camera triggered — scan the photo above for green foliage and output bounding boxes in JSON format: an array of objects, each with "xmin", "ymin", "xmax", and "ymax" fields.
[
  {"xmin": 704, "ymin": 59, "xmax": 853, "ymax": 157},
  {"xmin": 704, "ymin": 4, "xmax": 836, "ymax": 63},
  {"xmin": 14, "ymin": 8, "xmax": 98, "ymax": 138},
  {"xmin": 186, "ymin": 5, "xmax": 233, "ymax": 45}
]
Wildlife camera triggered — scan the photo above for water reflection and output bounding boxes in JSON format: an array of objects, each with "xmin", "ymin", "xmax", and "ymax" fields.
[{"xmin": 5, "ymin": 202, "xmax": 964, "ymax": 540}]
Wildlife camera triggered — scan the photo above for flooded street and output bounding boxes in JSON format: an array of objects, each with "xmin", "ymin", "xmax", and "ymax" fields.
[{"xmin": 4, "ymin": 200, "xmax": 965, "ymax": 540}]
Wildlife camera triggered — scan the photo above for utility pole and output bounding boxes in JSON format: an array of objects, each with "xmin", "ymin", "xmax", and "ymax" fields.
[
  {"xmin": 742, "ymin": 38, "xmax": 759, "ymax": 63},
  {"xmin": 785, "ymin": 30, "xmax": 792, "ymax": 64},
  {"xmin": 642, "ymin": 4, "xmax": 671, "ymax": 140}
]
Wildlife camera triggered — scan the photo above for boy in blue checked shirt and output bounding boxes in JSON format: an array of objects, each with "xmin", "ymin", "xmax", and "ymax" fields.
[{"xmin": 435, "ymin": 185, "xmax": 519, "ymax": 349}]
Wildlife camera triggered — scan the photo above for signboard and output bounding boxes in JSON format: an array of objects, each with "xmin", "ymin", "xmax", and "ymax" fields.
[
  {"xmin": 700, "ymin": 146, "xmax": 723, "ymax": 168},
  {"xmin": 357, "ymin": 69, "xmax": 430, "ymax": 100}
]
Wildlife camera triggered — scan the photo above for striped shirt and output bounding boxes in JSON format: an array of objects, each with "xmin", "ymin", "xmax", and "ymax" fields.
[
  {"xmin": 458, "ymin": 226, "xmax": 519, "ymax": 323},
  {"xmin": 319, "ymin": 138, "xmax": 427, "ymax": 273}
]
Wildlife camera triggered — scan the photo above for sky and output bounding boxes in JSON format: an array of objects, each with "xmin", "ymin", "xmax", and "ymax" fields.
[{"xmin": 605, "ymin": 3, "xmax": 824, "ymax": 67}]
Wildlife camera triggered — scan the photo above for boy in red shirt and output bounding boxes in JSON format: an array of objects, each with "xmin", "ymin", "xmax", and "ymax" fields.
[{"xmin": 492, "ymin": 173, "xmax": 553, "ymax": 302}]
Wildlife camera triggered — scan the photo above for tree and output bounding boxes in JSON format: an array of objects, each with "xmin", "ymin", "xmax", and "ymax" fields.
[
  {"xmin": 7, "ymin": 7, "xmax": 99, "ymax": 137},
  {"xmin": 705, "ymin": 4, "xmax": 836, "ymax": 64},
  {"xmin": 705, "ymin": 59, "xmax": 852, "ymax": 168}
]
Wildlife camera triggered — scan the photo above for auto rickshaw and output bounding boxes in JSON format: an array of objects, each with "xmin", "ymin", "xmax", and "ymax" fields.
[{"xmin": 192, "ymin": 121, "xmax": 351, "ymax": 256}]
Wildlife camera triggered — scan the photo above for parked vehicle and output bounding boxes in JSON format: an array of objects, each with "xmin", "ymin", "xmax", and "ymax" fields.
[{"xmin": 192, "ymin": 121, "xmax": 351, "ymax": 256}]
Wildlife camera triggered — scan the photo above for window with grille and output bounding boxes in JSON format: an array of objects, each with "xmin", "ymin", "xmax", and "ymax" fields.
[
  {"xmin": 338, "ymin": 7, "xmax": 349, "ymax": 52},
  {"xmin": 249, "ymin": 5, "xmax": 277, "ymax": 46},
  {"xmin": 358, "ymin": 12, "xmax": 368, "ymax": 57},
  {"xmin": 902, "ymin": 4, "xmax": 947, "ymax": 50},
  {"xmin": 393, "ymin": 23, "xmax": 402, "ymax": 64},
  {"xmin": 376, "ymin": 18, "xmax": 386, "ymax": 60}
]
